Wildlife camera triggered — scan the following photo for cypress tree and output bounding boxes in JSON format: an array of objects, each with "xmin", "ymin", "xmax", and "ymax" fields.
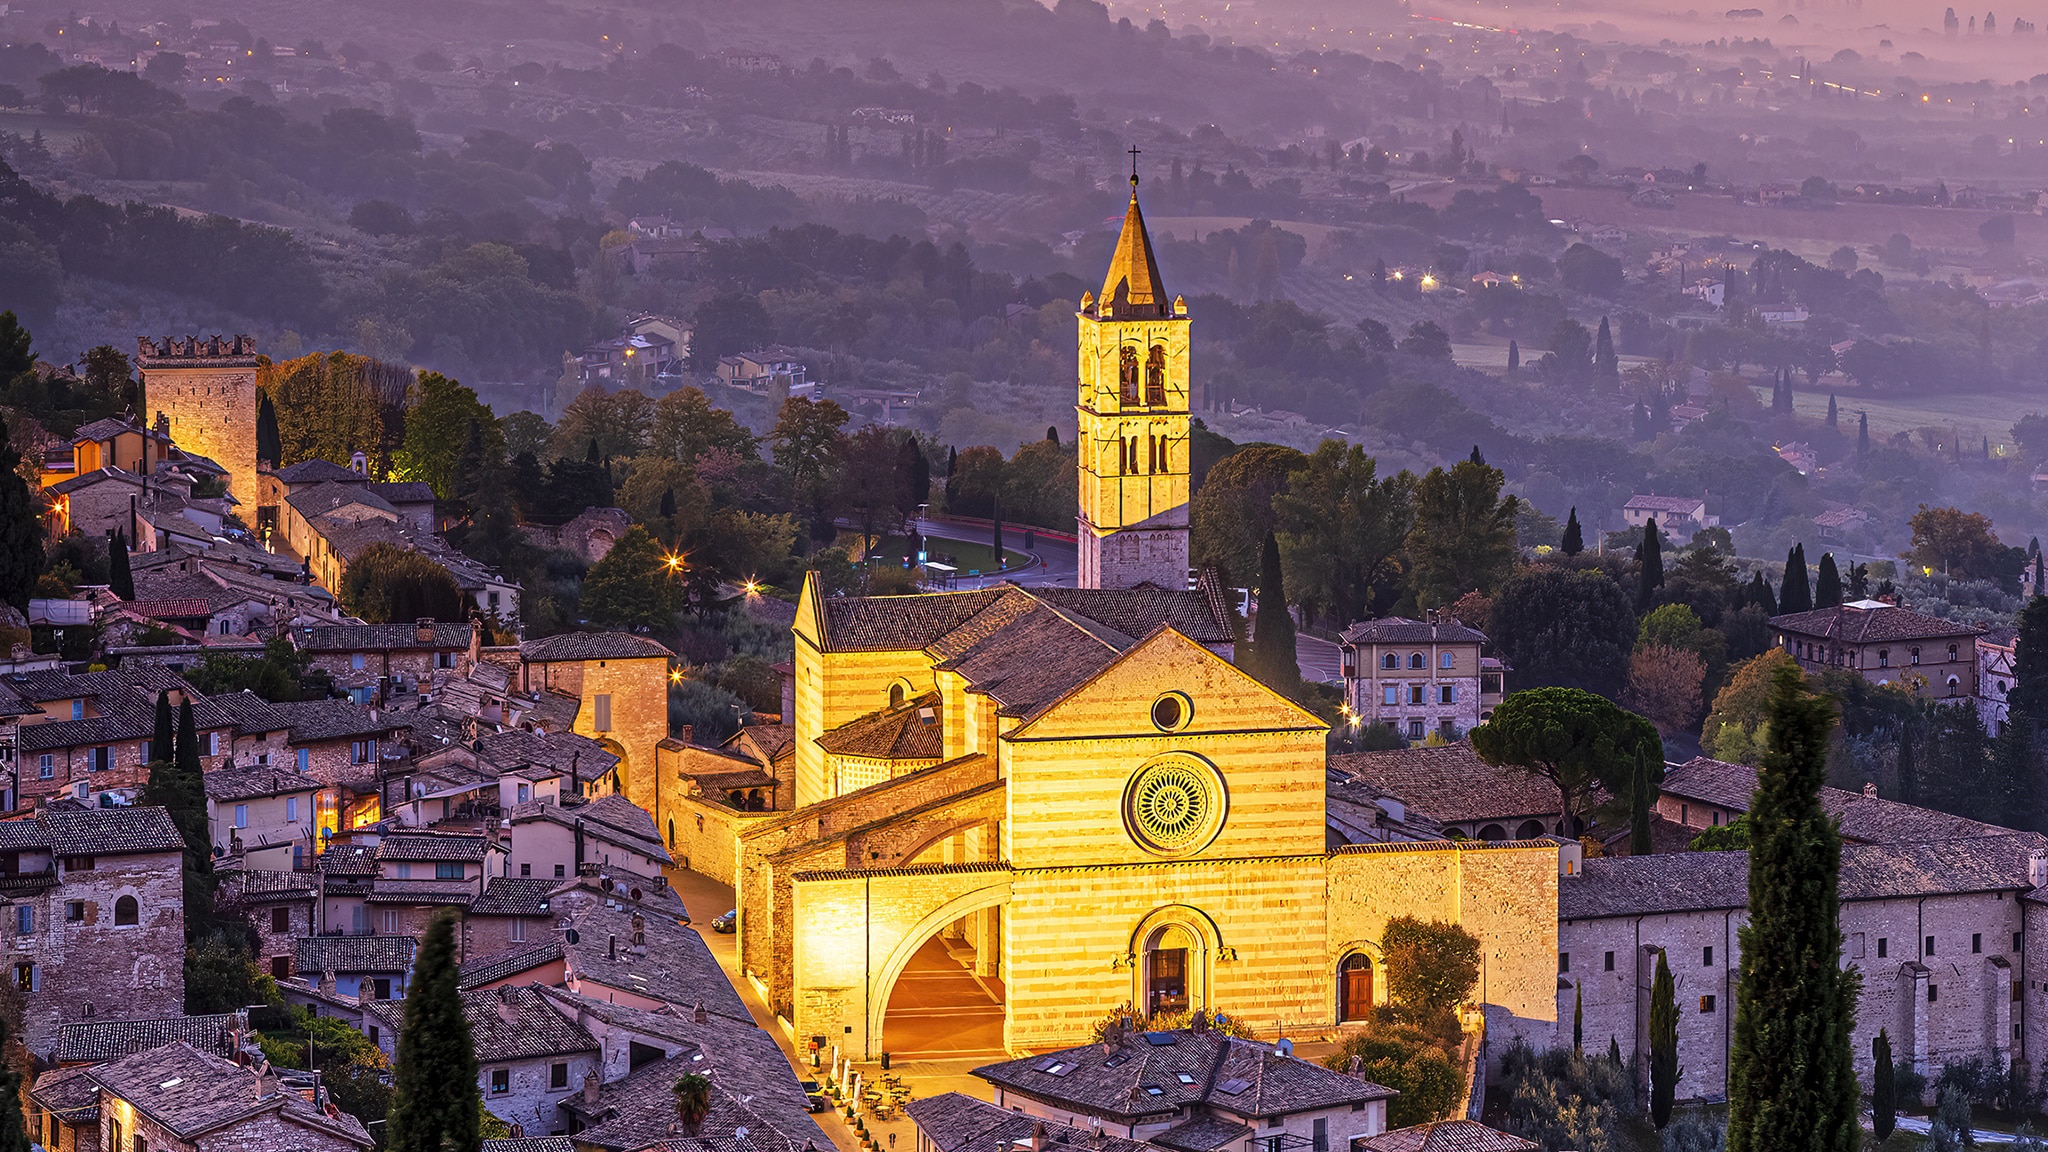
[
  {"xmin": 152, "ymin": 689, "xmax": 173, "ymax": 767},
  {"xmin": 1814, "ymin": 552, "xmax": 1842, "ymax": 608},
  {"xmin": 1857, "ymin": 411, "xmax": 1869, "ymax": 456},
  {"xmin": 945, "ymin": 445, "xmax": 957, "ymax": 477},
  {"xmin": 908, "ymin": 441, "xmax": 931, "ymax": 504},
  {"xmin": 0, "ymin": 1012, "xmax": 25, "ymax": 1152},
  {"xmin": 1636, "ymin": 517, "xmax": 1664, "ymax": 611},
  {"xmin": 0, "ymin": 415, "xmax": 42, "ymax": 614},
  {"xmin": 1572, "ymin": 984, "xmax": 1583, "ymax": 1053},
  {"xmin": 2036, "ymin": 552, "xmax": 2044, "ymax": 598},
  {"xmin": 389, "ymin": 912, "xmax": 481, "ymax": 1152},
  {"xmin": 1246, "ymin": 531, "xmax": 1301, "ymax": 696},
  {"xmin": 1507, "ymin": 339, "xmax": 1520, "ymax": 371},
  {"xmin": 144, "ymin": 695, "xmax": 213, "ymax": 936},
  {"xmin": 658, "ymin": 486, "xmax": 676, "ymax": 522},
  {"xmin": 1779, "ymin": 544, "xmax": 1812, "ymax": 614},
  {"xmin": 1650, "ymin": 948, "xmax": 1679, "ymax": 1130},
  {"xmin": 1897, "ymin": 717, "xmax": 1918, "ymax": 805},
  {"xmin": 108, "ymin": 531, "xmax": 134, "ymax": 600},
  {"xmin": 1726, "ymin": 665, "xmax": 1861, "ymax": 1152},
  {"xmin": 1561, "ymin": 507, "xmax": 1584, "ymax": 556},
  {"xmin": 2006, "ymin": 595, "xmax": 2048, "ymax": 728},
  {"xmin": 1630, "ymin": 749, "xmax": 1655, "ymax": 856},
  {"xmin": 256, "ymin": 391, "xmax": 281, "ymax": 467},
  {"xmin": 991, "ymin": 497, "xmax": 1004, "ymax": 569},
  {"xmin": 1748, "ymin": 570, "xmax": 1778, "ymax": 616},
  {"xmin": 1872, "ymin": 1030, "xmax": 1896, "ymax": 1142},
  {"xmin": 1825, "ymin": 393, "xmax": 1837, "ymax": 427},
  {"xmin": 1595, "ymin": 316, "xmax": 1618, "ymax": 380},
  {"xmin": 1990, "ymin": 718, "xmax": 2041, "ymax": 833}
]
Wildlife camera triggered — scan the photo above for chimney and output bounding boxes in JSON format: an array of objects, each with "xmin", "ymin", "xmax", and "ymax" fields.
[
  {"xmin": 680, "ymin": 724, "xmax": 694, "ymax": 747},
  {"xmin": 693, "ymin": 1001, "xmax": 708, "ymax": 1024},
  {"xmin": 1863, "ymin": 781, "xmax": 1878, "ymax": 799},
  {"xmin": 319, "ymin": 969, "xmax": 337, "ymax": 997},
  {"xmin": 1030, "ymin": 1122, "xmax": 1046, "ymax": 1152},
  {"xmin": 415, "ymin": 617, "xmax": 435, "ymax": 644},
  {"xmin": 496, "ymin": 986, "xmax": 521, "ymax": 1024},
  {"xmin": 2031, "ymin": 848, "xmax": 2048, "ymax": 890},
  {"xmin": 466, "ymin": 616, "xmax": 483, "ymax": 670},
  {"xmin": 1189, "ymin": 1008, "xmax": 1208, "ymax": 1033},
  {"xmin": 1347, "ymin": 1055, "xmax": 1363, "ymax": 1078},
  {"xmin": 582, "ymin": 1070, "xmax": 601, "ymax": 1106}
]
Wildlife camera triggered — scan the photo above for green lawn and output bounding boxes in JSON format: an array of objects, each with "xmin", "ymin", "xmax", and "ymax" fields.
[
  {"xmin": 862, "ymin": 533, "xmax": 1032, "ymax": 577},
  {"xmin": 1754, "ymin": 381, "xmax": 2043, "ymax": 456}
]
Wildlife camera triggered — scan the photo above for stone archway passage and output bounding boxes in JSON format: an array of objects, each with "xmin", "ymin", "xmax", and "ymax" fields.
[{"xmin": 881, "ymin": 916, "xmax": 1006, "ymax": 1059}]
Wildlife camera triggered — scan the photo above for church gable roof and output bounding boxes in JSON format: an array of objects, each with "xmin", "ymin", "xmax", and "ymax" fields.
[{"xmin": 1003, "ymin": 626, "xmax": 1325, "ymax": 739}]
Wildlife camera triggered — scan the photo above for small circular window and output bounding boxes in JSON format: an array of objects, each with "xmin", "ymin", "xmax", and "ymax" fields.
[{"xmin": 1152, "ymin": 692, "xmax": 1192, "ymax": 732}]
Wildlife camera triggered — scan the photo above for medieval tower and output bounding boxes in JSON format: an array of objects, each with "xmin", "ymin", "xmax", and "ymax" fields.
[
  {"xmin": 135, "ymin": 335, "xmax": 260, "ymax": 507},
  {"xmin": 1076, "ymin": 168, "xmax": 1191, "ymax": 590}
]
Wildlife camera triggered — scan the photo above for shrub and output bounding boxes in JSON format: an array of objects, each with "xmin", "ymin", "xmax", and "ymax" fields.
[{"xmin": 1325, "ymin": 1022, "xmax": 1464, "ymax": 1128}]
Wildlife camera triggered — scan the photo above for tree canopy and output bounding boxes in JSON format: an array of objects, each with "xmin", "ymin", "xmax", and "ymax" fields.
[{"xmin": 1470, "ymin": 685, "xmax": 1663, "ymax": 828}]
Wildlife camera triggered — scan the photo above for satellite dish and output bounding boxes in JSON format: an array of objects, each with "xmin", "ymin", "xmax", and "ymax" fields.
[
  {"xmin": 736, "ymin": 1127, "xmax": 750, "ymax": 1141},
  {"xmin": 565, "ymin": 929, "xmax": 580, "ymax": 945}
]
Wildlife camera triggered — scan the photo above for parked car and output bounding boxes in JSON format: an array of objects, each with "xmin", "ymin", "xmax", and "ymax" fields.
[{"xmin": 712, "ymin": 909, "xmax": 738, "ymax": 933}]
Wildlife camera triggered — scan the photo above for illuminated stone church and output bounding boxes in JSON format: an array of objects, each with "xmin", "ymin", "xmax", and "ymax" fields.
[{"xmin": 731, "ymin": 176, "xmax": 1559, "ymax": 1062}]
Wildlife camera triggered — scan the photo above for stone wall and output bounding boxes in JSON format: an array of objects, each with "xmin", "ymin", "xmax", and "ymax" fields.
[
  {"xmin": 136, "ymin": 348, "xmax": 260, "ymax": 509},
  {"xmin": 481, "ymin": 1051, "xmax": 602, "ymax": 1137},
  {"xmin": 524, "ymin": 655, "xmax": 668, "ymax": 811},
  {"xmin": 16, "ymin": 850, "xmax": 186, "ymax": 1059},
  {"xmin": 665, "ymin": 793, "xmax": 775, "ymax": 886}
]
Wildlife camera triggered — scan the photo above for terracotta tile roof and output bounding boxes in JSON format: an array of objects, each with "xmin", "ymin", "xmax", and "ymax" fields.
[
  {"xmin": 460, "ymin": 941, "xmax": 565, "ymax": 989},
  {"xmin": 1330, "ymin": 742, "xmax": 1566, "ymax": 826},
  {"xmin": 203, "ymin": 765, "xmax": 317, "ymax": 802},
  {"xmin": 317, "ymin": 844, "xmax": 379, "ymax": 875},
  {"xmin": 818, "ymin": 588, "xmax": 1008, "ymax": 651},
  {"xmin": 56, "ymin": 1013, "xmax": 242, "ymax": 1063},
  {"xmin": 1027, "ymin": 584, "xmax": 1233, "ymax": 647},
  {"xmin": 295, "ymin": 934, "xmax": 417, "ymax": 974},
  {"xmin": 555, "ymin": 890, "xmax": 748, "ymax": 1020},
  {"xmin": 1151, "ymin": 1114, "xmax": 1255, "ymax": 1151},
  {"xmin": 907, "ymin": 1092, "xmax": 1155, "ymax": 1152},
  {"xmin": 286, "ymin": 481, "xmax": 399, "ymax": 518},
  {"xmin": 974, "ymin": 1029, "xmax": 1393, "ymax": 1123},
  {"xmin": 483, "ymin": 1139, "xmax": 575, "ymax": 1152},
  {"xmin": 1769, "ymin": 603, "xmax": 1980, "ymax": 643},
  {"xmin": 558, "ymin": 1028, "xmax": 828, "ymax": 1152},
  {"xmin": 377, "ymin": 832, "xmax": 488, "ymax": 862},
  {"xmin": 1561, "ymin": 832, "xmax": 2048, "ymax": 919},
  {"xmin": 27, "ymin": 1062, "xmax": 99, "ymax": 1114},
  {"xmin": 458, "ymin": 985, "xmax": 600, "ymax": 1062},
  {"xmin": 469, "ymin": 878, "xmax": 558, "ymax": 918},
  {"xmin": 88, "ymin": 1040, "xmax": 372, "ymax": 1146},
  {"xmin": 1623, "ymin": 495, "xmax": 1707, "ymax": 514},
  {"xmin": 815, "ymin": 695, "xmax": 944, "ymax": 760},
  {"xmin": 1357, "ymin": 1121, "xmax": 1540, "ymax": 1152},
  {"xmin": 1660, "ymin": 757, "xmax": 2007, "ymax": 844},
  {"xmin": 40, "ymin": 808, "xmax": 186, "ymax": 856},
  {"xmin": 1339, "ymin": 616, "xmax": 1487, "ymax": 646},
  {"xmin": 938, "ymin": 599, "xmax": 1122, "ymax": 717},
  {"xmin": 364, "ymin": 878, "xmax": 479, "ymax": 905},
  {"xmin": 509, "ymin": 795, "xmax": 667, "ymax": 859},
  {"xmin": 520, "ymin": 632, "xmax": 673, "ymax": 662},
  {"xmin": 273, "ymin": 459, "xmax": 363, "ymax": 485},
  {"xmin": 296, "ymin": 622, "xmax": 474, "ymax": 651},
  {"xmin": 214, "ymin": 868, "xmax": 317, "ymax": 907},
  {"xmin": 270, "ymin": 699, "xmax": 411, "ymax": 742}
]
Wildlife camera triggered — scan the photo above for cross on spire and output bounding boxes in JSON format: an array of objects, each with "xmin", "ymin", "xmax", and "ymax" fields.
[{"xmin": 1128, "ymin": 144, "xmax": 1142, "ymax": 188}]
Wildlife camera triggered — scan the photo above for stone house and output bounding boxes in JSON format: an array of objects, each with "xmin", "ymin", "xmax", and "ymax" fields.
[
  {"xmin": 1330, "ymin": 743, "xmax": 1575, "ymax": 841},
  {"xmin": 1979, "ymin": 625, "xmax": 2018, "ymax": 736},
  {"xmin": 1337, "ymin": 615, "xmax": 1502, "ymax": 741},
  {"xmin": 294, "ymin": 934, "xmax": 416, "ymax": 1001},
  {"xmin": 504, "ymin": 794, "xmax": 671, "ymax": 886},
  {"xmin": 359, "ymin": 831, "xmax": 499, "ymax": 938},
  {"xmin": 0, "ymin": 807, "xmax": 189, "ymax": 1058},
  {"xmin": 1770, "ymin": 600, "xmax": 1983, "ymax": 701},
  {"xmin": 969, "ymin": 1023, "xmax": 1396, "ymax": 1148},
  {"xmin": 515, "ymin": 633, "xmax": 673, "ymax": 814},
  {"xmin": 1621, "ymin": 495, "xmax": 1716, "ymax": 533},
  {"xmin": 204, "ymin": 765, "xmax": 320, "ymax": 864},
  {"xmin": 558, "ymin": 1022, "xmax": 828, "ymax": 1152},
  {"xmin": 47, "ymin": 1039, "xmax": 370, "ymax": 1151},
  {"xmin": 1558, "ymin": 832, "xmax": 2048, "ymax": 1101},
  {"xmin": 466, "ymin": 877, "xmax": 558, "ymax": 956},
  {"xmin": 295, "ymin": 620, "xmax": 479, "ymax": 699},
  {"xmin": 8, "ymin": 668, "xmax": 259, "ymax": 808},
  {"xmin": 370, "ymin": 985, "xmax": 601, "ymax": 1135},
  {"xmin": 214, "ymin": 869, "xmax": 319, "ymax": 979},
  {"xmin": 1656, "ymin": 757, "xmax": 2003, "ymax": 845}
]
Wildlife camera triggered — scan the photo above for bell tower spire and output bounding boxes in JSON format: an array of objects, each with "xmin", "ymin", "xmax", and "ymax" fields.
[{"xmin": 1075, "ymin": 152, "xmax": 1191, "ymax": 591}]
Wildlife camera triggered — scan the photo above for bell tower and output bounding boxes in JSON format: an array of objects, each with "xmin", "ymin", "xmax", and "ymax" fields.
[{"xmin": 1077, "ymin": 157, "xmax": 1191, "ymax": 591}]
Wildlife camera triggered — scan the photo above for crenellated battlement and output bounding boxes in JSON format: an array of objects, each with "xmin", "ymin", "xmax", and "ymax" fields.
[{"xmin": 135, "ymin": 334, "xmax": 260, "ymax": 365}]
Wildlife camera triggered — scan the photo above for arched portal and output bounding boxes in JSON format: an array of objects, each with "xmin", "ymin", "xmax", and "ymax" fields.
[
  {"xmin": 1337, "ymin": 953, "xmax": 1375, "ymax": 1022},
  {"xmin": 863, "ymin": 883, "xmax": 1012, "ymax": 1060}
]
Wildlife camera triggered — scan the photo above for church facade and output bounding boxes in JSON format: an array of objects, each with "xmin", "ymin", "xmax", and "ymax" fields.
[{"xmin": 730, "ymin": 178, "xmax": 1560, "ymax": 1064}]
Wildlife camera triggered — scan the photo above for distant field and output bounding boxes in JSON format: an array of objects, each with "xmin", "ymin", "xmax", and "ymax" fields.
[
  {"xmin": 0, "ymin": 111, "xmax": 85, "ymax": 150},
  {"xmin": 1451, "ymin": 185, "xmax": 2048, "ymax": 265},
  {"xmin": 1760, "ymin": 382, "xmax": 2048, "ymax": 452}
]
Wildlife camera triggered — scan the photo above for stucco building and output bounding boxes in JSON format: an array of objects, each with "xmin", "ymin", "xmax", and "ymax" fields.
[
  {"xmin": 1770, "ymin": 600, "xmax": 1983, "ymax": 701},
  {"xmin": 1337, "ymin": 615, "xmax": 1503, "ymax": 741}
]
